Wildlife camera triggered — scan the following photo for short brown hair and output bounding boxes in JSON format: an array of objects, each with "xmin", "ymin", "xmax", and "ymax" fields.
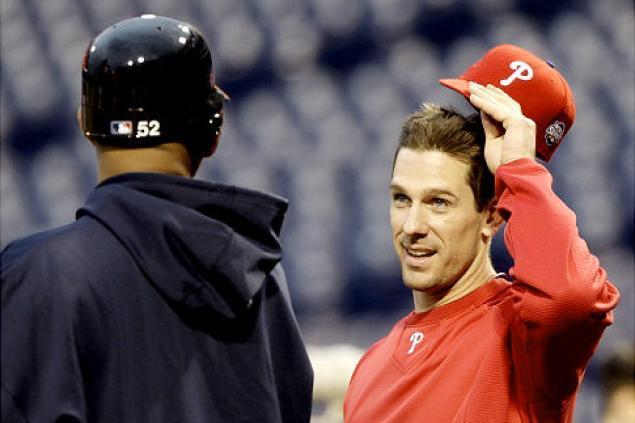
[{"xmin": 393, "ymin": 104, "xmax": 494, "ymax": 211}]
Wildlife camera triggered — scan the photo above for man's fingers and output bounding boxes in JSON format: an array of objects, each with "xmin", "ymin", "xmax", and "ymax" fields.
[
  {"xmin": 468, "ymin": 82, "xmax": 536, "ymax": 170},
  {"xmin": 480, "ymin": 111, "xmax": 503, "ymax": 139},
  {"xmin": 485, "ymin": 84, "xmax": 522, "ymax": 112},
  {"xmin": 472, "ymin": 83, "xmax": 514, "ymax": 103},
  {"xmin": 469, "ymin": 92, "xmax": 508, "ymax": 124},
  {"xmin": 469, "ymin": 82, "xmax": 522, "ymax": 113},
  {"xmin": 469, "ymin": 83, "xmax": 524, "ymax": 126}
]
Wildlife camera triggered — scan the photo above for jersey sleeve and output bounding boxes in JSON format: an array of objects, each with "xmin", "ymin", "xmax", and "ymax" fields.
[
  {"xmin": 1, "ymin": 243, "xmax": 87, "ymax": 422},
  {"xmin": 495, "ymin": 158, "xmax": 620, "ymax": 412}
]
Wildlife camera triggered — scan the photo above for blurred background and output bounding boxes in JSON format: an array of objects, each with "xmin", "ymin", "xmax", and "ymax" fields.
[{"xmin": 1, "ymin": 0, "xmax": 633, "ymax": 421}]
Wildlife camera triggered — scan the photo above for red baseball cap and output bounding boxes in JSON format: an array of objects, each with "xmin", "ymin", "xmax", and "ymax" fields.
[{"xmin": 439, "ymin": 44, "xmax": 576, "ymax": 162}]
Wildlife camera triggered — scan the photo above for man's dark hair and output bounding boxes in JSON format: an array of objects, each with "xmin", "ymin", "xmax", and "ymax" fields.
[{"xmin": 394, "ymin": 104, "xmax": 494, "ymax": 211}]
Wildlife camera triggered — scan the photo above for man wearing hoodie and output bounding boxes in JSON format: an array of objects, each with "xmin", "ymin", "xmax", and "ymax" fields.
[{"xmin": 1, "ymin": 15, "xmax": 313, "ymax": 423}]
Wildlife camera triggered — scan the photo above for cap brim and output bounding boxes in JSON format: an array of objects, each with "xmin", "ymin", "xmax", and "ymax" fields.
[{"xmin": 439, "ymin": 78, "xmax": 470, "ymax": 98}]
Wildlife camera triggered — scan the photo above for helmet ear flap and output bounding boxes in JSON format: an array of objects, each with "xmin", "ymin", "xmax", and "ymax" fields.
[
  {"xmin": 186, "ymin": 87, "xmax": 227, "ymax": 157},
  {"xmin": 208, "ymin": 88, "xmax": 227, "ymax": 136}
]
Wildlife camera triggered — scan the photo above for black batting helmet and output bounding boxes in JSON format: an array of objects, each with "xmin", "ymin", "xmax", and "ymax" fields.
[{"xmin": 81, "ymin": 15, "xmax": 227, "ymax": 155}]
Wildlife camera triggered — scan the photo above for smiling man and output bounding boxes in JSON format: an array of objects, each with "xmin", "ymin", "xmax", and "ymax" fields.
[
  {"xmin": 390, "ymin": 145, "xmax": 497, "ymax": 312},
  {"xmin": 343, "ymin": 45, "xmax": 620, "ymax": 423}
]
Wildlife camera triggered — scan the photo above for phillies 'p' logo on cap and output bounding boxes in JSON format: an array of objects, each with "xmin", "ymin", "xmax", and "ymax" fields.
[
  {"xmin": 439, "ymin": 44, "xmax": 576, "ymax": 162},
  {"xmin": 500, "ymin": 60, "xmax": 534, "ymax": 86}
]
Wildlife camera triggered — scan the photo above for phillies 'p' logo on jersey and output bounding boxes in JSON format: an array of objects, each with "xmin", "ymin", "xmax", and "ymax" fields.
[
  {"xmin": 408, "ymin": 331, "xmax": 424, "ymax": 354},
  {"xmin": 500, "ymin": 61, "xmax": 534, "ymax": 86}
]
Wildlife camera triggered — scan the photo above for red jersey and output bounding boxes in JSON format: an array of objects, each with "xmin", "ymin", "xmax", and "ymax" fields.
[{"xmin": 344, "ymin": 159, "xmax": 619, "ymax": 423}]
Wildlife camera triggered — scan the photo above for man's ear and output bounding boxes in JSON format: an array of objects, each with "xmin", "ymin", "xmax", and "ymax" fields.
[
  {"xmin": 482, "ymin": 201, "xmax": 505, "ymax": 238},
  {"xmin": 188, "ymin": 133, "xmax": 221, "ymax": 177},
  {"xmin": 203, "ymin": 132, "xmax": 220, "ymax": 158}
]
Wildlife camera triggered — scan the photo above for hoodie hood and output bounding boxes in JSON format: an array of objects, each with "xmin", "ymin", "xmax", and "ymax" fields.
[{"xmin": 77, "ymin": 173, "xmax": 287, "ymax": 322}]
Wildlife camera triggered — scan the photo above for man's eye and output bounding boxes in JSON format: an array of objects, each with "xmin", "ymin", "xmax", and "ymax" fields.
[
  {"xmin": 431, "ymin": 198, "xmax": 449, "ymax": 208},
  {"xmin": 392, "ymin": 193, "xmax": 410, "ymax": 205}
]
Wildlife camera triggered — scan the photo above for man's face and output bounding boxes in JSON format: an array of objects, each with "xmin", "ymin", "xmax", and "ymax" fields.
[{"xmin": 390, "ymin": 148, "xmax": 490, "ymax": 293}]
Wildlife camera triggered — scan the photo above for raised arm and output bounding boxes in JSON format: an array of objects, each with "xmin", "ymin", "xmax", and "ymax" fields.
[{"xmin": 469, "ymin": 82, "xmax": 619, "ymax": 411}]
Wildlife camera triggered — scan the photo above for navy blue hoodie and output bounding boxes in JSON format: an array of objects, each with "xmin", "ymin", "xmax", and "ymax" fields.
[{"xmin": 1, "ymin": 173, "xmax": 313, "ymax": 423}]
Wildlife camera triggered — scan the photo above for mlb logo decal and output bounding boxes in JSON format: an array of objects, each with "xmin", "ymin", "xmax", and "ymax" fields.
[{"xmin": 110, "ymin": 120, "xmax": 133, "ymax": 135}]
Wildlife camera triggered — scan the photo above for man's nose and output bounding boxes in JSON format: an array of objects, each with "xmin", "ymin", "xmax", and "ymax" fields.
[{"xmin": 403, "ymin": 205, "xmax": 430, "ymax": 236}]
